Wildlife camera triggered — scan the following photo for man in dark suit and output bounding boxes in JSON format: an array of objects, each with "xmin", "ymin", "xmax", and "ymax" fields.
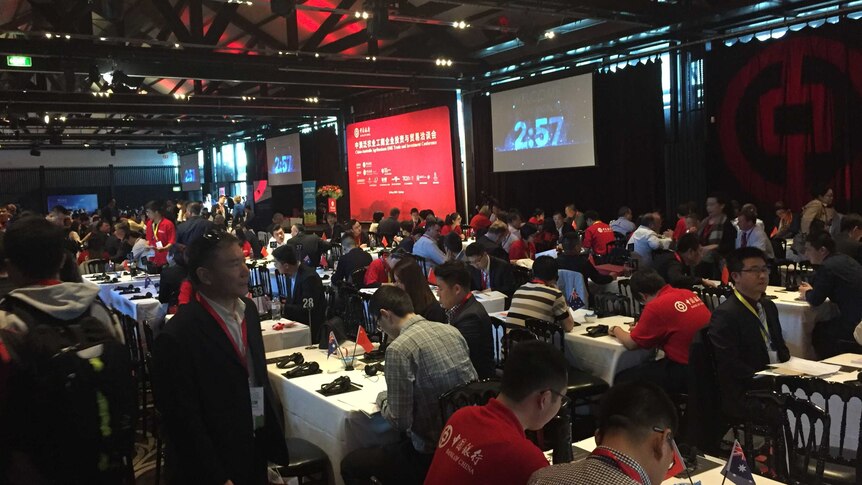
[
  {"xmin": 465, "ymin": 242, "xmax": 516, "ymax": 297},
  {"xmin": 435, "ymin": 262, "xmax": 496, "ymax": 379},
  {"xmin": 475, "ymin": 220, "xmax": 509, "ymax": 261},
  {"xmin": 653, "ymin": 233, "xmax": 714, "ymax": 289},
  {"xmin": 272, "ymin": 244, "xmax": 327, "ymax": 342},
  {"xmin": 708, "ymin": 247, "xmax": 791, "ymax": 420},
  {"xmin": 799, "ymin": 231, "xmax": 862, "ymax": 358},
  {"xmin": 173, "ymin": 202, "xmax": 213, "ymax": 265},
  {"xmin": 331, "ymin": 236, "xmax": 372, "ymax": 286},
  {"xmin": 286, "ymin": 223, "xmax": 330, "ymax": 268},
  {"xmin": 153, "ymin": 231, "xmax": 288, "ymax": 485},
  {"xmin": 377, "ymin": 207, "xmax": 401, "ymax": 247},
  {"xmin": 322, "ymin": 212, "xmax": 344, "ymax": 243}
]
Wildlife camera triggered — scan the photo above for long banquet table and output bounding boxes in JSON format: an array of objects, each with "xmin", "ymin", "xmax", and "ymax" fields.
[{"xmin": 267, "ymin": 345, "xmax": 397, "ymax": 485}]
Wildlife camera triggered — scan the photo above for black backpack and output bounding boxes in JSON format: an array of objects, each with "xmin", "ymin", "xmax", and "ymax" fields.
[{"xmin": 0, "ymin": 297, "xmax": 137, "ymax": 485}]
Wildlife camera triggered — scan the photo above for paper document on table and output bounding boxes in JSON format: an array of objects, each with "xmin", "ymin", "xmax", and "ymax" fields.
[
  {"xmin": 336, "ymin": 392, "xmax": 380, "ymax": 417},
  {"xmin": 474, "ymin": 290, "xmax": 507, "ymax": 301},
  {"xmin": 769, "ymin": 357, "xmax": 841, "ymax": 377},
  {"xmin": 821, "ymin": 353, "xmax": 862, "ymax": 368},
  {"xmin": 826, "ymin": 372, "xmax": 861, "ymax": 384},
  {"xmin": 536, "ymin": 248, "xmax": 558, "ymax": 259}
]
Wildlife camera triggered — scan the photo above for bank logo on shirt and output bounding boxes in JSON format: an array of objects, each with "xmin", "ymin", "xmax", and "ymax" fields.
[
  {"xmin": 439, "ymin": 424, "xmax": 453, "ymax": 448},
  {"xmin": 674, "ymin": 301, "xmax": 689, "ymax": 313}
]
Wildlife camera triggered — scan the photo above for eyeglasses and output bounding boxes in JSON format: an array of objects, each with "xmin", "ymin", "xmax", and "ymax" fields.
[
  {"xmin": 546, "ymin": 389, "xmax": 571, "ymax": 408},
  {"xmin": 739, "ymin": 266, "xmax": 771, "ymax": 274}
]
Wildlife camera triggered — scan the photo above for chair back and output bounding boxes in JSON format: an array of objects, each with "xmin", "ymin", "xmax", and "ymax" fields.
[
  {"xmin": 511, "ymin": 265, "xmax": 533, "ymax": 289},
  {"xmin": 604, "ymin": 239, "xmax": 630, "ymax": 265},
  {"xmin": 746, "ymin": 390, "xmax": 831, "ymax": 484},
  {"xmin": 557, "ymin": 270, "xmax": 588, "ymax": 309},
  {"xmin": 615, "ymin": 278, "xmax": 642, "ymax": 318},
  {"xmin": 684, "ymin": 325, "xmax": 726, "ymax": 453},
  {"xmin": 693, "ymin": 286, "xmax": 732, "ymax": 312},
  {"xmin": 274, "ymin": 269, "xmax": 288, "ymax": 299},
  {"xmin": 524, "ymin": 318, "xmax": 565, "ymax": 355},
  {"xmin": 776, "ymin": 376, "xmax": 862, "ymax": 472},
  {"xmin": 257, "ymin": 231, "xmax": 269, "ymax": 246},
  {"xmin": 438, "ymin": 379, "xmax": 501, "ymax": 423},
  {"xmin": 411, "ymin": 254, "xmax": 429, "ymax": 276},
  {"xmin": 81, "ymin": 258, "xmax": 108, "ymax": 275},
  {"xmin": 248, "ymin": 265, "xmax": 273, "ymax": 299},
  {"xmin": 489, "ymin": 316, "xmax": 507, "ymax": 369},
  {"xmin": 350, "ymin": 266, "xmax": 368, "ymax": 289},
  {"xmin": 593, "ymin": 292, "xmax": 632, "ymax": 318}
]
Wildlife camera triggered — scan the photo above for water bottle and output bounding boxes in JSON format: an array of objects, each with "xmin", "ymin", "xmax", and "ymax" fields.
[
  {"xmin": 106, "ymin": 261, "xmax": 115, "ymax": 274},
  {"xmin": 128, "ymin": 253, "xmax": 137, "ymax": 277},
  {"xmin": 271, "ymin": 298, "xmax": 282, "ymax": 320}
]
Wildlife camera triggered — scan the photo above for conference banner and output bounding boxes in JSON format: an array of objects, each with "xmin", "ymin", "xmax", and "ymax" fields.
[
  {"xmin": 302, "ymin": 180, "xmax": 317, "ymax": 225},
  {"xmin": 346, "ymin": 106, "xmax": 456, "ymax": 221}
]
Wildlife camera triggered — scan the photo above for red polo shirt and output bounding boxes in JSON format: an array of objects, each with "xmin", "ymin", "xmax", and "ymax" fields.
[
  {"xmin": 469, "ymin": 213, "xmax": 492, "ymax": 232},
  {"xmin": 630, "ymin": 285, "xmax": 711, "ymax": 364},
  {"xmin": 425, "ymin": 398, "xmax": 549, "ymax": 485},
  {"xmin": 582, "ymin": 221, "xmax": 616, "ymax": 256}
]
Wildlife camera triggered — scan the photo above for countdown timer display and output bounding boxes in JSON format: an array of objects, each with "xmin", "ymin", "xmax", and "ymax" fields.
[{"xmin": 492, "ymin": 73, "xmax": 596, "ymax": 172}]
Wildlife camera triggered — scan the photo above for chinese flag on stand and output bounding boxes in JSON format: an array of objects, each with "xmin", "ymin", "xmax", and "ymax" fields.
[
  {"xmin": 721, "ymin": 266, "xmax": 730, "ymax": 286},
  {"xmin": 381, "ymin": 236, "xmax": 388, "ymax": 248},
  {"xmin": 356, "ymin": 326, "xmax": 374, "ymax": 353}
]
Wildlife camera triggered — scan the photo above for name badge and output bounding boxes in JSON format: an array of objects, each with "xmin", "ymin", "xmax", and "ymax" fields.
[{"xmin": 250, "ymin": 386, "xmax": 265, "ymax": 429}]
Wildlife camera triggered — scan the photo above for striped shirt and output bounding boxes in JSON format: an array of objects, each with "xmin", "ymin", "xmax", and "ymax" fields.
[{"xmin": 506, "ymin": 282, "xmax": 569, "ymax": 327}]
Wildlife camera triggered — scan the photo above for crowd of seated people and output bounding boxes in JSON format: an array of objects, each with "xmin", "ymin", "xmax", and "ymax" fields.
[{"xmin": 1, "ymin": 189, "xmax": 860, "ymax": 485}]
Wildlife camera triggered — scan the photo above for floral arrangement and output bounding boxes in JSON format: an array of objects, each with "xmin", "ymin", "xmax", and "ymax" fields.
[{"xmin": 317, "ymin": 185, "xmax": 343, "ymax": 199}]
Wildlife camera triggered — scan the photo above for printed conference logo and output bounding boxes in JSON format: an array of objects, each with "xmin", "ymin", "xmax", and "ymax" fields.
[
  {"xmin": 353, "ymin": 126, "xmax": 371, "ymax": 139},
  {"xmin": 718, "ymin": 36, "xmax": 862, "ymax": 207},
  {"xmin": 674, "ymin": 301, "xmax": 688, "ymax": 313},
  {"xmin": 439, "ymin": 424, "xmax": 453, "ymax": 448}
]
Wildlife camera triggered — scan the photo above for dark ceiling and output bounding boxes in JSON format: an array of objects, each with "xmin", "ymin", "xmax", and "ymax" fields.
[{"xmin": 0, "ymin": 0, "xmax": 856, "ymax": 151}]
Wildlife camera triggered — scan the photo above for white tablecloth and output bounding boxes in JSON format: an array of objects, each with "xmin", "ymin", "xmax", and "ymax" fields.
[
  {"xmin": 267, "ymin": 346, "xmax": 398, "ymax": 485},
  {"xmin": 260, "ymin": 319, "xmax": 311, "ymax": 352},
  {"xmin": 92, "ymin": 275, "xmax": 166, "ymax": 326},
  {"xmin": 564, "ymin": 315, "xmax": 652, "ymax": 385}
]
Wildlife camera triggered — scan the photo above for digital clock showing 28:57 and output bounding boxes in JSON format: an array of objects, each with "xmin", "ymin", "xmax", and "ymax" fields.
[{"xmin": 498, "ymin": 116, "xmax": 571, "ymax": 152}]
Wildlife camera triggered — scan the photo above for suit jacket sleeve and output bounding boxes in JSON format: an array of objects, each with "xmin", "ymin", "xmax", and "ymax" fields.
[
  {"xmin": 495, "ymin": 261, "xmax": 517, "ymax": 297},
  {"xmin": 667, "ymin": 260, "xmax": 700, "ymax": 289},
  {"xmin": 718, "ymin": 220, "xmax": 737, "ymax": 256},
  {"xmin": 708, "ymin": 307, "xmax": 758, "ymax": 409},
  {"xmin": 152, "ymin": 330, "xmax": 228, "ymax": 484},
  {"xmin": 805, "ymin": 263, "xmax": 834, "ymax": 307}
]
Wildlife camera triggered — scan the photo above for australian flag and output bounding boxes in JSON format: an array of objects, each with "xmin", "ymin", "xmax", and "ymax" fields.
[
  {"xmin": 327, "ymin": 331, "xmax": 339, "ymax": 359},
  {"xmin": 722, "ymin": 440, "xmax": 756, "ymax": 484},
  {"xmin": 568, "ymin": 288, "xmax": 585, "ymax": 311}
]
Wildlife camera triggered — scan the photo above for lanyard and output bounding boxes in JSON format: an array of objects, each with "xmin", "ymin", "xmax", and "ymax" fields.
[
  {"xmin": 197, "ymin": 293, "xmax": 249, "ymax": 372},
  {"xmin": 733, "ymin": 289, "xmax": 771, "ymax": 347},
  {"xmin": 674, "ymin": 252, "xmax": 683, "ymax": 264},
  {"xmin": 152, "ymin": 219, "xmax": 161, "ymax": 243},
  {"xmin": 590, "ymin": 448, "xmax": 646, "ymax": 484}
]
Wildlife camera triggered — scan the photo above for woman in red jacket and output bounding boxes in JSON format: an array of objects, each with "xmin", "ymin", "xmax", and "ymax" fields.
[{"xmin": 144, "ymin": 200, "xmax": 176, "ymax": 268}]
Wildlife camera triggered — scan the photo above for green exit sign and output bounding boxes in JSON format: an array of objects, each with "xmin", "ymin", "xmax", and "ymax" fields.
[{"xmin": 7, "ymin": 55, "xmax": 32, "ymax": 68}]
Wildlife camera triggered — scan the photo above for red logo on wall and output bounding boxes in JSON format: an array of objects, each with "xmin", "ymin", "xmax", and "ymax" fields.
[{"xmin": 718, "ymin": 36, "xmax": 862, "ymax": 208}]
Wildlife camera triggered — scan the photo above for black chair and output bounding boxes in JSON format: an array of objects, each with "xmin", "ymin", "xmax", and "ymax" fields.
[
  {"xmin": 683, "ymin": 326, "xmax": 726, "ymax": 455},
  {"xmin": 350, "ymin": 266, "xmax": 368, "ymax": 289},
  {"xmin": 489, "ymin": 316, "xmax": 507, "ymax": 371},
  {"xmin": 276, "ymin": 437, "xmax": 329, "ymax": 485},
  {"xmin": 603, "ymin": 239, "xmax": 630, "ymax": 266},
  {"xmin": 248, "ymin": 265, "xmax": 273, "ymax": 299},
  {"xmin": 83, "ymin": 258, "xmax": 108, "ymax": 275},
  {"xmin": 143, "ymin": 321, "xmax": 165, "ymax": 484},
  {"xmin": 274, "ymin": 269, "xmax": 289, "ymax": 299},
  {"xmin": 693, "ymin": 286, "xmax": 732, "ymax": 312},
  {"xmin": 411, "ymin": 254, "xmax": 429, "ymax": 276},
  {"xmin": 523, "ymin": 319, "xmax": 609, "ymax": 438},
  {"xmin": 745, "ymin": 390, "xmax": 830, "ymax": 484},
  {"xmin": 438, "ymin": 378, "xmax": 501, "ymax": 423},
  {"xmin": 615, "ymin": 279, "xmax": 641, "ymax": 318},
  {"xmin": 775, "ymin": 376, "xmax": 861, "ymax": 484},
  {"xmin": 592, "ymin": 292, "xmax": 632, "ymax": 318},
  {"xmin": 511, "ymin": 265, "xmax": 533, "ymax": 289}
]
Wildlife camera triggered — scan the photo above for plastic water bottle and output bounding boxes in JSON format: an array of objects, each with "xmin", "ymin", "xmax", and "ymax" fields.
[
  {"xmin": 128, "ymin": 253, "xmax": 137, "ymax": 277},
  {"xmin": 106, "ymin": 260, "xmax": 115, "ymax": 274},
  {"xmin": 271, "ymin": 298, "xmax": 282, "ymax": 320}
]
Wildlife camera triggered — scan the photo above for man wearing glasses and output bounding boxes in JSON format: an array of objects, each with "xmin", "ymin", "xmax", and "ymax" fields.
[
  {"xmin": 425, "ymin": 341, "xmax": 566, "ymax": 484},
  {"xmin": 529, "ymin": 382, "xmax": 679, "ymax": 485},
  {"xmin": 153, "ymin": 231, "xmax": 288, "ymax": 485},
  {"xmin": 708, "ymin": 247, "xmax": 790, "ymax": 420}
]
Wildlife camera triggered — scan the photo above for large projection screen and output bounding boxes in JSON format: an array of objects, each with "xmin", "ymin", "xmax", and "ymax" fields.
[
  {"xmin": 179, "ymin": 153, "xmax": 200, "ymax": 191},
  {"xmin": 491, "ymin": 73, "xmax": 595, "ymax": 172},
  {"xmin": 266, "ymin": 133, "xmax": 303, "ymax": 185},
  {"xmin": 347, "ymin": 106, "xmax": 456, "ymax": 221}
]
